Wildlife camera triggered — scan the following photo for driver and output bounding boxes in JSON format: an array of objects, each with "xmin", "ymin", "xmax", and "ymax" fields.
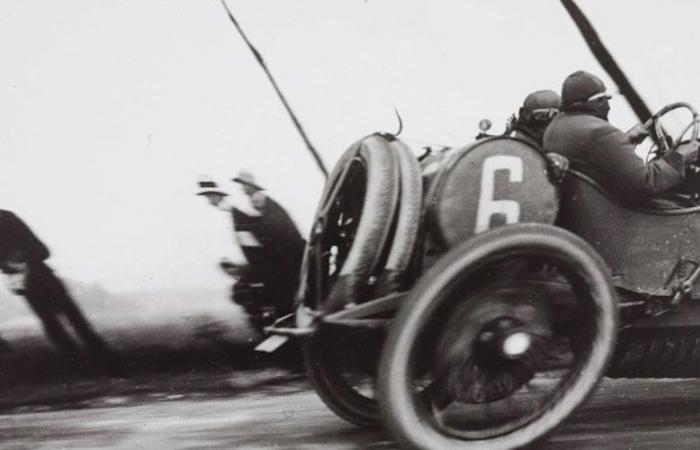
[{"xmin": 543, "ymin": 70, "xmax": 698, "ymax": 202}]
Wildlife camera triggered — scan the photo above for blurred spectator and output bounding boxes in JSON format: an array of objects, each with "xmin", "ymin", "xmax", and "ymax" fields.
[
  {"xmin": 231, "ymin": 170, "xmax": 305, "ymax": 316},
  {"xmin": 197, "ymin": 172, "xmax": 305, "ymax": 330},
  {"xmin": 0, "ymin": 209, "xmax": 117, "ymax": 371}
]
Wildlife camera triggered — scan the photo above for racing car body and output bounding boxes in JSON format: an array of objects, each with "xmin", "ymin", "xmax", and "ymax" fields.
[
  {"xmin": 266, "ymin": 110, "xmax": 700, "ymax": 448},
  {"xmin": 559, "ymin": 171, "xmax": 700, "ymax": 298}
]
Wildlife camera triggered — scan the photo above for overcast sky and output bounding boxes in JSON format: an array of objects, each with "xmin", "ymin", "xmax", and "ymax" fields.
[{"xmin": 1, "ymin": 1, "xmax": 698, "ymax": 293}]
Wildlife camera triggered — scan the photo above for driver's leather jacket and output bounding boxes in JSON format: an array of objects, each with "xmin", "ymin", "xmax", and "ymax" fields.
[{"xmin": 543, "ymin": 111, "xmax": 685, "ymax": 200}]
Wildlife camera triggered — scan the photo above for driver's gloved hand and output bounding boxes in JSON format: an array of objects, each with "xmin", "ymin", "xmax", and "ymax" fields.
[
  {"xmin": 676, "ymin": 140, "xmax": 700, "ymax": 166},
  {"xmin": 626, "ymin": 123, "xmax": 650, "ymax": 144},
  {"xmin": 545, "ymin": 153, "xmax": 569, "ymax": 183}
]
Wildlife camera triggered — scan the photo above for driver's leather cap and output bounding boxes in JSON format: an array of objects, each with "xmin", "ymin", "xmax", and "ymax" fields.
[
  {"xmin": 561, "ymin": 71, "xmax": 606, "ymax": 106},
  {"xmin": 523, "ymin": 90, "xmax": 561, "ymax": 111}
]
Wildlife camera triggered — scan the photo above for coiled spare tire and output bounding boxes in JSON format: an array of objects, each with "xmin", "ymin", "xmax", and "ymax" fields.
[
  {"xmin": 301, "ymin": 134, "xmax": 401, "ymax": 313},
  {"xmin": 373, "ymin": 137, "xmax": 423, "ymax": 296}
]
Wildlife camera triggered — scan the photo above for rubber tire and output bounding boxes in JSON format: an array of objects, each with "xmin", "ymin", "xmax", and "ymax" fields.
[
  {"xmin": 378, "ymin": 224, "xmax": 618, "ymax": 450},
  {"xmin": 304, "ymin": 134, "xmax": 401, "ymax": 313},
  {"xmin": 303, "ymin": 331, "xmax": 382, "ymax": 427},
  {"xmin": 374, "ymin": 138, "xmax": 423, "ymax": 296},
  {"xmin": 301, "ymin": 134, "xmax": 401, "ymax": 427}
]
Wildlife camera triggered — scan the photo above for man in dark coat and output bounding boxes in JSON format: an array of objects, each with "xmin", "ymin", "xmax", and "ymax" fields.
[
  {"xmin": 231, "ymin": 171, "xmax": 305, "ymax": 318},
  {"xmin": 544, "ymin": 70, "xmax": 698, "ymax": 202},
  {"xmin": 0, "ymin": 209, "xmax": 114, "ymax": 366},
  {"xmin": 197, "ymin": 173, "xmax": 305, "ymax": 327}
]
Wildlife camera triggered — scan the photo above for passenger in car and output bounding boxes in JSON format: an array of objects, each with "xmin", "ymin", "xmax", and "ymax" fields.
[
  {"xmin": 510, "ymin": 90, "xmax": 569, "ymax": 180},
  {"xmin": 544, "ymin": 70, "xmax": 698, "ymax": 202},
  {"xmin": 511, "ymin": 90, "xmax": 561, "ymax": 148}
]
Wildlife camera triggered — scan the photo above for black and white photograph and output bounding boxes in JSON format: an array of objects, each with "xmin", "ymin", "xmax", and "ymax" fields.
[{"xmin": 2, "ymin": 1, "xmax": 700, "ymax": 449}]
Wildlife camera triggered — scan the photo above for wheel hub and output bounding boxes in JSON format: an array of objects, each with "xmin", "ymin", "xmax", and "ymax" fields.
[
  {"xmin": 433, "ymin": 287, "xmax": 551, "ymax": 404},
  {"xmin": 502, "ymin": 331, "xmax": 532, "ymax": 358},
  {"xmin": 478, "ymin": 319, "xmax": 534, "ymax": 359}
]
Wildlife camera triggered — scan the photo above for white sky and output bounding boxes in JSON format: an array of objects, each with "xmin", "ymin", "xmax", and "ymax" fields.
[{"xmin": 1, "ymin": 1, "xmax": 699, "ymax": 293}]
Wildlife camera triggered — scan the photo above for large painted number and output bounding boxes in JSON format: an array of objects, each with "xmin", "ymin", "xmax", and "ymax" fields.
[{"xmin": 474, "ymin": 155, "xmax": 523, "ymax": 233}]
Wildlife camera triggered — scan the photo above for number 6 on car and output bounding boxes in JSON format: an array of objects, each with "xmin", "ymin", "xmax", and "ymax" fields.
[
  {"xmin": 474, "ymin": 155, "xmax": 523, "ymax": 234},
  {"xmin": 427, "ymin": 137, "xmax": 559, "ymax": 251}
]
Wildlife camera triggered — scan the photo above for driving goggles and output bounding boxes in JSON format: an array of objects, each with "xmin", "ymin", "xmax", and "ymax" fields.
[{"xmin": 527, "ymin": 107, "xmax": 559, "ymax": 121}]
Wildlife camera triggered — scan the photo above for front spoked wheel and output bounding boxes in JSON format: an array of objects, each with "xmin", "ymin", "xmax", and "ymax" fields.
[{"xmin": 379, "ymin": 224, "xmax": 618, "ymax": 449}]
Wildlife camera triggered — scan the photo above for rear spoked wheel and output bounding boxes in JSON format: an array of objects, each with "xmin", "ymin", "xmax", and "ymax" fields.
[
  {"xmin": 304, "ymin": 327, "xmax": 384, "ymax": 426},
  {"xmin": 300, "ymin": 135, "xmax": 405, "ymax": 426},
  {"xmin": 379, "ymin": 224, "xmax": 617, "ymax": 449}
]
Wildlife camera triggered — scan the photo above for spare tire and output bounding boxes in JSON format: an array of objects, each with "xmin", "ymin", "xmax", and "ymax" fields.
[
  {"xmin": 373, "ymin": 138, "xmax": 423, "ymax": 296},
  {"xmin": 299, "ymin": 134, "xmax": 401, "ymax": 313}
]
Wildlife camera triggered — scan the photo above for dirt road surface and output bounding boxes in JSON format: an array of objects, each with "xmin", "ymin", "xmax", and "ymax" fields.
[{"xmin": 1, "ymin": 371, "xmax": 700, "ymax": 450}]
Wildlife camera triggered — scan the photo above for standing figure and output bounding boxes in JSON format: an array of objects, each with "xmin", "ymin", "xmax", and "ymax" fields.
[
  {"xmin": 197, "ymin": 172, "xmax": 305, "ymax": 331},
  {"xmin": 0, "ymin": 209, "xmax": 114, "ymax": 368}
]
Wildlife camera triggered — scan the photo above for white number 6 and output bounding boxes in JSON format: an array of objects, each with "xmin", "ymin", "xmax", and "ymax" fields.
[{"xmin": 474, "ymin": 155, "xmax": 523, "ymax": 234}]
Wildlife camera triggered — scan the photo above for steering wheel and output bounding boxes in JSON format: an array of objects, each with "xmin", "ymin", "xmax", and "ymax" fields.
[{"xmin": 644, "ymin": 102, "xmax": 700, "ymax": 159}]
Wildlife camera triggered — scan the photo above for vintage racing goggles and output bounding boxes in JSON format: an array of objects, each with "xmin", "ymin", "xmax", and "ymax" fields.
[
  {"xmin": 587, "ymin": 92, "xmax": 613, "ymax": 102},
  {"xmin": 528, "ymin": 107, "xmax": 559, "ymax": 121}
]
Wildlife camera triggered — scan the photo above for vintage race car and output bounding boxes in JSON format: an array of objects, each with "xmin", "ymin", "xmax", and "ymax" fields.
[{"xmin": 265, "ymin": 102, "xmax": 700, "ymax": 449}]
